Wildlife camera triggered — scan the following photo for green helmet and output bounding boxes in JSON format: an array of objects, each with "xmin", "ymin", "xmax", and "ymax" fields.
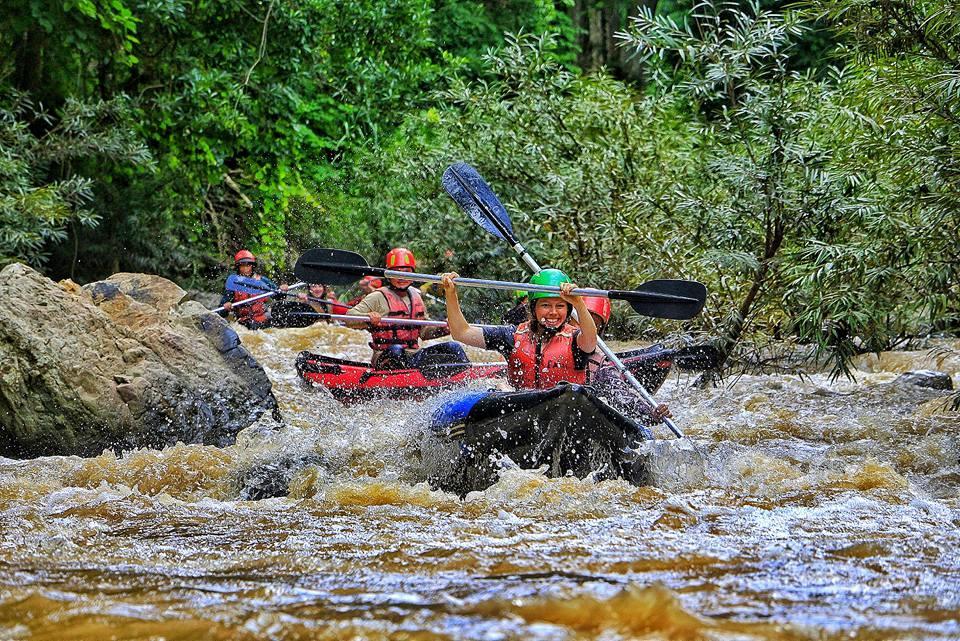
[
  {"xmin": 512, "ymin": 289, "xmax": 528, "ymax": 303},
  {"xmin": 527, "ymin": 268, "xmax": 571, "ymax": 302}
]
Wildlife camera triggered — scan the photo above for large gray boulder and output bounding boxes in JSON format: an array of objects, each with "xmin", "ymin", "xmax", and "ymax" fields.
[{"xmin": 0, "ymin": 264, "xmax": 277, "ymax": 458}]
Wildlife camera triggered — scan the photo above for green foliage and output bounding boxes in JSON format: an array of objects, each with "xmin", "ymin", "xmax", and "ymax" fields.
[
  {"xmin": 620, "ymin": 0, "xmax": 879, "ymax": 377},
  {"xmin": 337, "ymin": 32, "xmax": 699, "ymax": 321},
  {"xmin": 0, "ymin": 90, "xmax": 152, "ymax": 269},
  {"xmin": 809, "ymin": 0, "xmax": 960, "ymax": 333},
  {"xmin": 0, "ymin": 0, "xmax": 957, "ymax": 376}
]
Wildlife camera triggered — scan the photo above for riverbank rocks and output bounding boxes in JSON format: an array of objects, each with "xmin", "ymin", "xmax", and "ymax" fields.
[
  {"xmin": 893, "ymin": 370, "xmax": 954, "ymax": 391},
  {"xmin": 0, "ymin": 263, "xmax": 278, "ymax": 459}
]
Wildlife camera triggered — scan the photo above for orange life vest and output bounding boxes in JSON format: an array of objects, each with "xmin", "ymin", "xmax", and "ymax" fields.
[
  {"xmin": 232, "ymin": 290, "xmax": 268, "ymax": 325},
  {"xmin": 369, "ymin": 286, "xmax": 427, "ymax": 351},
  {"xmin": 507, "ymin": 321, "xmax": 586, "ymax": 389}
]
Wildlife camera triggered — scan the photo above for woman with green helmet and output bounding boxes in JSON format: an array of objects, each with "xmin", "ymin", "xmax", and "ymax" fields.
[{"xmin": 441, "ymin": 268, "xmax": 598, "ymax": 390}]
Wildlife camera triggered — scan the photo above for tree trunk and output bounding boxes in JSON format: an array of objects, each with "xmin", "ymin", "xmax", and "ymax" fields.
[
  {"xmin": 571, "ymin": 0, "xmax": 657, "ymax": 81},
  {"xmin": 716, "ymin": 222, "xmax": 786, "ymax": 368},
  {"xmin": 13, "ymin": 28, "xmax": 46, "ymax": 95}
]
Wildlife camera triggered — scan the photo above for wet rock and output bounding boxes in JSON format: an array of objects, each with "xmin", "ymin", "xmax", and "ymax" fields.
[
  {"xmin": 183, "ymin": 289, "xmax": 222, "ymax": 311},
  {"xmin": 893, "ymin": 370, "xmax": 954, "ymax": 391},
  {"xmin": 237, "ymin": 453, "xmax": 323, "ymax": 500},
  {"xmin": 0, "ymin": 264, "xmax": 278, "ymax": 458}
]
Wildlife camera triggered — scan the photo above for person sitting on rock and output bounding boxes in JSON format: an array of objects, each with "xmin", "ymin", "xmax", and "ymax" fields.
[
  {"xmin": 218, "ymin": 249, "xmax": 288, "ymax": 330},
  {"xmin": 441, "ymin": 268, "xmax": 596, "ymax": 390},
  {"xmin": 345, "ymin": 247, "xmax": 468, "ymax": 370}
]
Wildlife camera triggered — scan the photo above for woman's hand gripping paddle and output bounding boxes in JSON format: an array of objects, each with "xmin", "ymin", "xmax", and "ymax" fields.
[{"xmin": 441, "ymin": 161, "xmax": 701, "ymax": 438}]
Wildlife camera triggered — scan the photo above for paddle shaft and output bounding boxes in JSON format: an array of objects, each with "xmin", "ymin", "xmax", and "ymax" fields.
[
  {"xmin": 289, "ymin": 311, "xmax": 498, "ymax": 330},
  {"xmin": 212, "ymin": 282, "xmax": 306, "ymax": 314},
  {"xmin": 290, "ymin": 311, "xmax": 446, "ymax": 327},
  {"xmin": 447, "ymin": 167, "xmax": 684, "ymax": 437},
  {"xmin": 303, "ymin": 261, "xmax": 693, "ymax": 304}
]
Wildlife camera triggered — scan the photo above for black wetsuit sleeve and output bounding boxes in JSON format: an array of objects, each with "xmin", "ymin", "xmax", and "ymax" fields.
[
  {"xmin": 571, "ymin": 329, "xmax": 594, "ymax": 370},
  {"xmin": 482, "ymin": 325, "xmax": 516, "ymax": 358}
]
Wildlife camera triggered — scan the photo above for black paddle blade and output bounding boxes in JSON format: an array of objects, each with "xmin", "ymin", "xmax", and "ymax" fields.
[
  {"xmin": 674, "ymin": 344, "xmax": 722, "ymax": 372},
  {"xmin": 612, "ymin": 279, "xmax": 708, "ymax": 320},
  {"xmin": 442, "ymin": 162, "xmax": 514, "ymax": 242},
  {"xmin": 294, "ymin": 248, "xmax": 374, "ymax": 287}
]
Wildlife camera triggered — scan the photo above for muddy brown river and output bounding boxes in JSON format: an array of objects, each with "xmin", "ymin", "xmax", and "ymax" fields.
[{"xmin": 1, "ymin": 323, "xmax": 958, "ymax": 640}]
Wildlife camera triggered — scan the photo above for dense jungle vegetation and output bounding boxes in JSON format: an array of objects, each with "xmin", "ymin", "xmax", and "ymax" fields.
[{"xmin": 2, "ymin": 0, "xmax": 958, "ymax": 376}]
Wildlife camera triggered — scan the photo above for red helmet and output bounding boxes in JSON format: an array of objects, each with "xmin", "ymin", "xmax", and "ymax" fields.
[
  {"xmin": 234, "ymin": 249, "xmax": 256, "ymax": 265},
  {"xmin": 385, "ymin": 247, "xmax": 416, "ymax": 269},
  {"xmin": 583, "ymin": 296, "xmax": 612, "ymax": 323},
  {"xmin": 360, "ymin": 276, "xmax": 383, "ymax": 289}
]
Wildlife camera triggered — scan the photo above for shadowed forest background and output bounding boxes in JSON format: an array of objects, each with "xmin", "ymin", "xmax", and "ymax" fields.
[{"xmin": 2, "ymin": 0, "xmax": 958, "ymax": 375}]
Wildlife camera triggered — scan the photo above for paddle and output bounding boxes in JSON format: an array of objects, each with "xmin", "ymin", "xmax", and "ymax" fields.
[
  {"xmin": 442, "ymin": 161, "xmax": 698, "ymax": 438},
  {"xmin": 287, "ymin": 311, "xmax": 448, "ymax": 328},
  {"xmin": 294, "ymin": 249, "xmax": 705, "ymax": 321},
  {"xmin": 211, "ymin": 278, "xmax": 306, "ymax": 314},
  {"xmin": 224, "ymin": 273, "xmax": 281, "ymax": 295},
  {"xmin": 286, "ymin": 311, "xmax": 498, "ymax": 330},
  {"xmin": 674, "ymin": 344, "xmax": 722, "ymax": 372}
]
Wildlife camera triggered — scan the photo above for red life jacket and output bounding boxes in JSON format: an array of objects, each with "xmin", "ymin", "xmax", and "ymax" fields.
[
  {"xmin": 369, "ymin": 286, "xmax": 426, "ymax": 351},
  {"xmin": 328, "ymin": 301, "xmax": 350, "ymax": 315},
  {"xmin": 232, "ymin": 290, "xmax": 268, "ymax": 325},
  {"xmin": 507, "ymin": 321, "xmax": 586, "ymax": 389}
]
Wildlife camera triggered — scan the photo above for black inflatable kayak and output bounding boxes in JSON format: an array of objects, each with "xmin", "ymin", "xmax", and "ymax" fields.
[{"xmin": 424, "ymin": 384, "xmax": 654, "ymax": 495}]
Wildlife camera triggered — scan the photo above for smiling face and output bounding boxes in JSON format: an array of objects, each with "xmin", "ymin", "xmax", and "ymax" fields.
[
  {"xmin": 388, "ymin": 266, "xmax": 414, "ymax": 289},
  {"xmin": 533, "ymin": 297, "xmax": 569, "ymax": 329}
]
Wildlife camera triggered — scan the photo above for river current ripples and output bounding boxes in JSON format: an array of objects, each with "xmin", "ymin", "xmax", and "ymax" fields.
[{"xmin": 1, "ymin": 323, "xmax": 958, "ymax": 640}]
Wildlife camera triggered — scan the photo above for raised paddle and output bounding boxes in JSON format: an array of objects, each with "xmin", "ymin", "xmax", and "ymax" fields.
[
  {"xmin": 442, "ymin": 161, "xmax": 699, "ymax": 438},
  {"xmin": 211, "ymin": 279, "xmax": 306, "ymax": 314},
  {"xmin": 294, "ymin": 248, "xmax": 706, "ymax": 321}
]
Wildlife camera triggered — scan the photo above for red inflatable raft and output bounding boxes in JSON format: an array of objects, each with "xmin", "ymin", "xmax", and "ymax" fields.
[
  {"xmin": 295, "ymin": 351, "xmax": 506, "ymax": 403},
  {"xmin": 296, "ymin": 344, "xmax": 720, "ymax": 404}
]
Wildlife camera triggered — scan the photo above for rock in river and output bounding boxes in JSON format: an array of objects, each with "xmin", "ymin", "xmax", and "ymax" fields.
[
  {"xmin": 0, "ymin": 264, "xmax": 278, "ymax": 458},
  {"xmin": 893, "ymin": 370, "xmax": 954, "ymax": 391}
]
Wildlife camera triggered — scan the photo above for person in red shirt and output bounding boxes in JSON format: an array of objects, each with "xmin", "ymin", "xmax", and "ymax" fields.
[{"xmin": 298, "ymin": 283, "xmax": 349, "ymax": 315}]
